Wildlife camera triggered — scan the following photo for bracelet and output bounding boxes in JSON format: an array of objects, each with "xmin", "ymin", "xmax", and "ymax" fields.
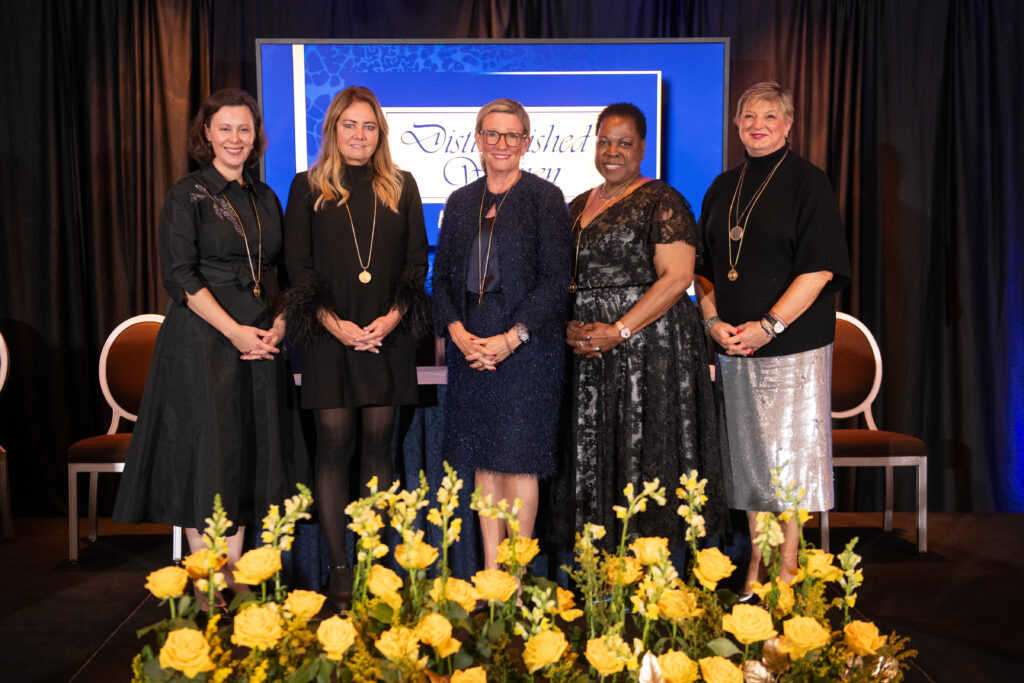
[
  {"xmin": 503, "ymin": 331, "xmax": 515, "ymax": 355},
  {"xmin": 759, "ymin": 317, "xmax": 777, "ymax": 339},
  {"xmin": 703, "ymin": 316, "xmax": 722, "ymax": 336}
]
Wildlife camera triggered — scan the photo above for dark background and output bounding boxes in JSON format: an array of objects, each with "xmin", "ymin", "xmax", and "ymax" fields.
[{"xmin": 1, "ymin": 0, "xmax": 1021, "ymax": 517}]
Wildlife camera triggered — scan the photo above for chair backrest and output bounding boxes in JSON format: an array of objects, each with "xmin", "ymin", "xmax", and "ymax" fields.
[
  {"xmin": 831, "ymin": 312, "xmax": 881, "ymax": 430},
  {"xmin": 0, "ymin": 330, "xmax": 9, "ymax": 397},
  {"xmin": 99, "ymin": 314, "xmax": 164, "ymax": 433}
]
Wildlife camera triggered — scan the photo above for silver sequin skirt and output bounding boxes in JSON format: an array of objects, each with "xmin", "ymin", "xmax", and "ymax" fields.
[{"xmin": 717, "ymin": 345, "xmax": 834, "ymax": 512}]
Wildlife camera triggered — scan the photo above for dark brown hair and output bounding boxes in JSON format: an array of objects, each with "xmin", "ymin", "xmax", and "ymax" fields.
[{"xmin": 186, "ymin": 88, "xmax": 266, "ymax": 167}]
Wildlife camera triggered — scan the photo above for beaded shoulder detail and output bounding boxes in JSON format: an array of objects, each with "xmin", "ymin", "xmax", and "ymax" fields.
[{"xmin": 189, "ymin": 183, "xmax": 243, "ymax": 236}]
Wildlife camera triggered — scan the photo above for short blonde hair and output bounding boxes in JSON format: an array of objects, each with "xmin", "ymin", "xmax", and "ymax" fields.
[
  {"xmin": 733, "ymin": 81, "xmax": 795, "ymax": 125},
  {"xmin": 475, "ymin": 98, "xmax": 530, "ymax": 134}
]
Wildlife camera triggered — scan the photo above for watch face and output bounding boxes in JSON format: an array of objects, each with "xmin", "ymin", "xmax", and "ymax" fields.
[
  {"xmin": 620, "ymin": 328, "xmax": 631, "ymax": 339},
  {"xmin": 773, "ymin": 321, "xmax": 785, "ymax": 334}
]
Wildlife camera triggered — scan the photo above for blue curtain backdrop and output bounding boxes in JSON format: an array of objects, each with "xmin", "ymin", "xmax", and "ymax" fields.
[{"xmin": 1, "ymin": 1, "xmax": 1021, "ymax": 521}]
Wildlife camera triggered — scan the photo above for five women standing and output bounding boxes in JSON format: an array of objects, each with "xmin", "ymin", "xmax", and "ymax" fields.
[{"xmin": 284, "ymin": 86, "xmax": 428, "ymax": 610}]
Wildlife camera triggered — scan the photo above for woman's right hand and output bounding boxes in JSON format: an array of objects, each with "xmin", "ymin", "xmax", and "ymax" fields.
[
  {"xmin": 230, "ymin": 325, "xmax": 281, "ymax": 360},
  {"xmin": 318, "ymin": 309, "xmax": 377, "ymax": 351},
  {"xmin": 448, "ymin": 321, "xmax": 497, "ymax": 371}
]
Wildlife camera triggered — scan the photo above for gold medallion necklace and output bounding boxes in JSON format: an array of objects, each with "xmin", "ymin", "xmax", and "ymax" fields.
[
  {"xmin": 345, "ymin": 197, "xmax": 377, "ymax": 284},
  {"xmin": 569, "ymin": 177, "xmax": 637, "ymax": 293},
  {"xmin": 476, "ymin": 177, "xmax": 516, "ymax": 307},
  {"xmin": 725, "ymin": 149, "xmax": 788, "ymax": 281},
  {"xmin": 222, "ymin": 191, "xmax": 263, "ymax": 297}
]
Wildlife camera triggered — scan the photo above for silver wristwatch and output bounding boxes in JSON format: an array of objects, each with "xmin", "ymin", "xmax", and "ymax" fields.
[{"xmin": 513, "ymin": 322, "xmax": 530, "ymax": 344}]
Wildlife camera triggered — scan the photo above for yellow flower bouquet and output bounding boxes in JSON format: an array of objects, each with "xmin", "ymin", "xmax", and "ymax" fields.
[{"xmin": 130, "ymin": 464, "xmax": 914, "ymax": 681}]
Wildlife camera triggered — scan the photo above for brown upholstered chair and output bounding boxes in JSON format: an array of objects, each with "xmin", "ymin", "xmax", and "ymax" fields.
[
  {"xmin": 820, "ymin": 312, "xmax": 928, "ymax": 554},
  {"xmin": 67, "ymin": 314, "xmax": 164, "ymax": 562},
  {"xmin": 0, "ymin": 330, "xmax": 12, "ymax": 538}
]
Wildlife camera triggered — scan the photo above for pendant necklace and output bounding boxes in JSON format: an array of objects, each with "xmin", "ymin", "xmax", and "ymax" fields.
[
  {"xmin": 345, "ymin": 197, "xmax": 377, "ymax": 284},
  {"xmin": 569, "ymin": 177, "xmax": 636, "ymax": 293},
  {"xmin": 477, "ymin": 177, "xmax": 516, "ymax": 307},
  {"xmin": 222, "ymin": 191, "xmax": 263, "ymax": 297},
  {"xmin": 725, "ymin": 149, "xmax": 788, "ymax": 281}
]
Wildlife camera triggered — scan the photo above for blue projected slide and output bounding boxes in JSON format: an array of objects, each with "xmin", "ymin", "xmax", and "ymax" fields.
[{"xmin": 257, "ymin": 40, "xmax": 728, "ymax": 245}]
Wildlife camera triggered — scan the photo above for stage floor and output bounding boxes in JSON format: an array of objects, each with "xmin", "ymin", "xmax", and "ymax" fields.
[{"xmin": 1, "ymin": 512, "xmax": 1021, "ymax": 682}]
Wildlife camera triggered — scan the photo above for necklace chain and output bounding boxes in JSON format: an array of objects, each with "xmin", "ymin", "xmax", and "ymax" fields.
[
  {"xmin": 570, "ymin": 177, "xmax": 638, "ymax": 293},
  {"xmin": 725, "ymin": 150, "xmax": 788, "ymax": 281},
  {"xmin": 345, "ymin": 197, "xmax": 377, "ymax": 284},
  {"xmin": 222, "ymin": 191, "xmax": 263, "ymax": 297},
  {"xmin": 477, "ymin": 176, "xmax": 517, "ymax": 307}
]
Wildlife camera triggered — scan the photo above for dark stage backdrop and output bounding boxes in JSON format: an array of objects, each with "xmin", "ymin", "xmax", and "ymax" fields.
[{"xmin": 1, "ymin": 1, "xmax": 1021, "ymax": 517}]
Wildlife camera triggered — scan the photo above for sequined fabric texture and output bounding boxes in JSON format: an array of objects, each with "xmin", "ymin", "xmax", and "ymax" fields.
[{"xmin": 717, "ymin": 345, "xmax": 834, "ymax": 512}]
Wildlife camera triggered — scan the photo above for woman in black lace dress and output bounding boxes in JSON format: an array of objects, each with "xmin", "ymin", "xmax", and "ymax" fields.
[{"xmin": 553, "ymin": 103, "xmax": 723, "ymax": 546}]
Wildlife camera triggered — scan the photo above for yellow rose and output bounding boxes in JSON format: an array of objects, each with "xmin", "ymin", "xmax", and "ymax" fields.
[
  {"xmin": 437, "ymin": 635, "xmax": 462, "ymax": 658},
  {"xmin": 376, "ymin": 626, "xmax": 422, "ymax": 664},
  {"xmin": 722, "ymin": 604, "xmax": 777, "ymax": 644},
  {"xmin": 777, "ymin": 616, "xmax": 831, "ymax": 660},
  {"xmin": 693, "ymin": 547, "xmax": 736, "ymax": 591},
  {"xmin": 800, "ymin": 549, "xmax": 844, "ymax": 582},
  {"xmin": 158, "ymin": 628, "xmax": 215, "ymax": 678},
  {"xmin": 844, "ymin": 620, "xmax": 886, "ymax": 656},
  {"xmin": 629, "ymin": 536, "xmax": 669, "ymax": 564},
  {"xmin": 367, "ymin": 564, "xmax": 404, "ymax": 607},
  {"xmin": 182, "ymin": 548, "xmax": 226, "ymax": 579},
  {"xmin": 231, "ymin": 604, "xmax": 284, "ymax": 650},
  {"xmin": 657, "ymin": 588, "xmax": 702, "ymax": 621},
  {"xmin": 658, "ymin": 650, "xmax": 699, "ymax": 683},
  {"xmin": 496, "ymin": 535, "xmax": 540, "ymax": 567},
  {"xmin": 396, "ymin": 541, "xmax": 439, "ymax": 571},
  {"xmin": 451, "ymin": 666, "xmax": 486, "ymax": 683},
  {"xmin": 285, "ymin": 589, "xmax": 326, "ymax": 620},
  {"xmin": 232, "ymin": 547, "xmax": 282, "ymax": 586},
  {"xmin": 584, "ymin": 635, "xmax": 631, "ymax": 676},
  {"xmin": 317, "ymin": 615, "xmax": 357, "ymax": 660},
  {"xmin": 145, "ymin": 566, "xmax": 188, "ymax": 599},
  {"xmin": 556, "ymin": 587, "xmax": 576, "ymax": 612},
  {"xmin": 430, "ymin": 576, "xmax": 478, "ymax": 614},
  {"xmin": 472, "ymin": 569, "xmax": 519, "ymax": 603},
  {"xmin": 605, "ymin": 556, "xmax": 643, "ymax": 585},
  {"xmin": 414, "ymin": 612, "xmax": 453, "ymax": 647},
  {"xmin": 750, "ymin": 579, "xmax": 795, "ymax": 617},
  {"xmin": 523, "ymin": 629, "xmax": 568, "ymax": 673},
  {"xmin": 698, "ymin": 655, "xmax": 743, "ymax": 683}
]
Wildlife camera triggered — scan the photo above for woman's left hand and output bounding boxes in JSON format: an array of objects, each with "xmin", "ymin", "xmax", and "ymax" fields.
[
  {"xmin": 354, "ymin": 309, "xmax": 401, "ymax": 353},
  {"xmin": 722, "ymin": 320, "xmax": 773, "ymax": 356},
  {"xmin": 470, "ymin": 330, "xmax": 520, "ymax": 368},
  {"xmin": 567, "ymin": 320, "xmax": 621, "ymax": 358},
  {"xmin": 242, "ymin": 315, "xmax": 287, "ymax": 360}
]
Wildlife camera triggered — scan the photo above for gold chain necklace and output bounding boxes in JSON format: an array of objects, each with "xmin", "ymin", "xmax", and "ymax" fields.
[
  {"xmin": 345, "ymin": 197, "xmax": 377, "ymax": 284},
  {"xmin": 569, "ymin": 177, "xmax": 636, "ymax": 293},
  {"xmin": 725, "ymin": 149, "xmax": 788, "ymax": 281},
  {"xmin": 222, "ymin": 192, "xmax": 263, "ymax": 297},
  {"xmin": 476, "ymin": 177, "xmax": 516, "ymax": 307}
]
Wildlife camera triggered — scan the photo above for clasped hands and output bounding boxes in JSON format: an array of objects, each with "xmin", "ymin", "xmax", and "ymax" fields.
[
  {"xmin": 709, "ymin": 319, "xmax": 773, "ymax": 356},
  {"xmin": 319, "ymin": 308, "xmax": 401, "ymax": 353},
  {"xmin": 566, "ymin": 320, "xmax": 622, "ymax": 358},
  {"xmin": 232, "ymin": 316, "xmax": 285, "ymax": 361},
  {"xmin": 448, "ymin": 321, "xmax": 519, "ymax": 371}
]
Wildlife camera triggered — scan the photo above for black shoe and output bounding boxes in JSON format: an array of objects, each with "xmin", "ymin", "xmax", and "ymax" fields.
[{"xmin": 327, "ymin": 564, "xmax": 353, "ymax": 613}]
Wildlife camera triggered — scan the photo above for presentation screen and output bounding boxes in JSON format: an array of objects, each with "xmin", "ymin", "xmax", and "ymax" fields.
[{"xmin": 256, "ymin": 39, "xmax": 729, "ymax": 246}]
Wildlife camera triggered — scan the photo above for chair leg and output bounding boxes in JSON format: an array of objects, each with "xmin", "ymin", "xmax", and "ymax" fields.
[
  {"xmin": 917, "ymin": 459, "xmax": 928, "ymax": 554},
  {"xmin": 819, "ymin": 509, "xmax": 830, "ymax": 553},
  {"xmin": 87, "ymin": 471, "xmax": 99, "ymax": 542},
  {"xmin": 883, "ymin": 465, "xmax": 894, "ymax": 531},
  {"xmin": 68, "ymin": 467, "xmax": 79, "ymax": 562},
  {"xmin": 172, "ymin": 525, "xmax": 183, "ymax": 562},
  {"xmin": 0, "ymin": 447, "xmax": 13, "ymax": 539}
]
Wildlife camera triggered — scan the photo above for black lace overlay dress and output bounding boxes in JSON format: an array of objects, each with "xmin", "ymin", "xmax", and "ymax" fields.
[{"xmin": 550, "ymin": 180, "xmax": 724, "ymax": 546}]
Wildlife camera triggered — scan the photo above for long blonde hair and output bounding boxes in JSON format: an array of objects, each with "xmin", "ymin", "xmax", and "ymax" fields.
[{"xmin": 307, "ymin": 86, "xmax": 403, "ymax": 212}]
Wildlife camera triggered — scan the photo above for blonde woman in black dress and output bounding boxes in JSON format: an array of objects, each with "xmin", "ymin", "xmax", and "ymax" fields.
[{"xmin": 285, "ymin": 86, "xmax": 428, "ymax": 611}]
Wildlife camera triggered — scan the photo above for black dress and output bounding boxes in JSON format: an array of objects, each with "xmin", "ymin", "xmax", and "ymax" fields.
[
  {"xmin": 550, "ymin": 180, "xmax": 724, "ymax": 544},
  {"xmin": 283, "ymin": 164, "xmax": 428, "ymax": 408},
  {"xmin": 114, "ymin": 165, "xmax": 306, "ymax": 529}
]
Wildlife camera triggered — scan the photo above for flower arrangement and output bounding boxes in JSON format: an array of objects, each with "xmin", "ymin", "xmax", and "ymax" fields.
[{"xmin": 131, "ymin": 464, "xmax": 915, "ymax": 681}]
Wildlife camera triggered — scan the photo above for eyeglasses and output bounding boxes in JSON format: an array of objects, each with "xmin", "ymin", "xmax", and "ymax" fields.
[{"xmin": 479, "ymin": 130, "xmax": 525, "ymax": 146}]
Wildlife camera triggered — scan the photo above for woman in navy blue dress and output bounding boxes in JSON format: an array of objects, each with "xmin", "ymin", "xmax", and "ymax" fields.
[{"xmin": 432, "ymin": 99, "xmax": 570, "ymax": 569}]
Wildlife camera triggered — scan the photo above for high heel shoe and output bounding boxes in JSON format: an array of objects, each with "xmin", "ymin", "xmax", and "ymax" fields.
[{"xmin": 327, "ymin": 564, "xmax": 353, "ymax": 613}]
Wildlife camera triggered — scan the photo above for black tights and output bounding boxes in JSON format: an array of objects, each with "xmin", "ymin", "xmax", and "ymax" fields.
[{"xmin": 314, "ymin": 406, "xmax": 396, "ymax": 569}]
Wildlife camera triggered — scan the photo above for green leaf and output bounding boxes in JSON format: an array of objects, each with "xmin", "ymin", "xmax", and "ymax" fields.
[
  {"xmin": 287, "ymin": 655, "xmax": 322, "ymax": 683},
  {"xmin": 706, "ymin": 636, "xmax": 742, "ymax": 658},
  {"xmin": 445, "ymin": 602, "xmax": 468, "ymax": 620},
  {"xmin": 487, "ymin": 619, "xmax": 506, "ymax": 640},
  {"xmin": 452, "ymin": 650, "xmax": 475, "ymax": 670},
  {"xmin": 372, "ymin": 602, "xmax": 395, "ymax": 623},
  {"xmin": 142, "ymin": 656, "xmax": 168, "ymax": 680}
]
